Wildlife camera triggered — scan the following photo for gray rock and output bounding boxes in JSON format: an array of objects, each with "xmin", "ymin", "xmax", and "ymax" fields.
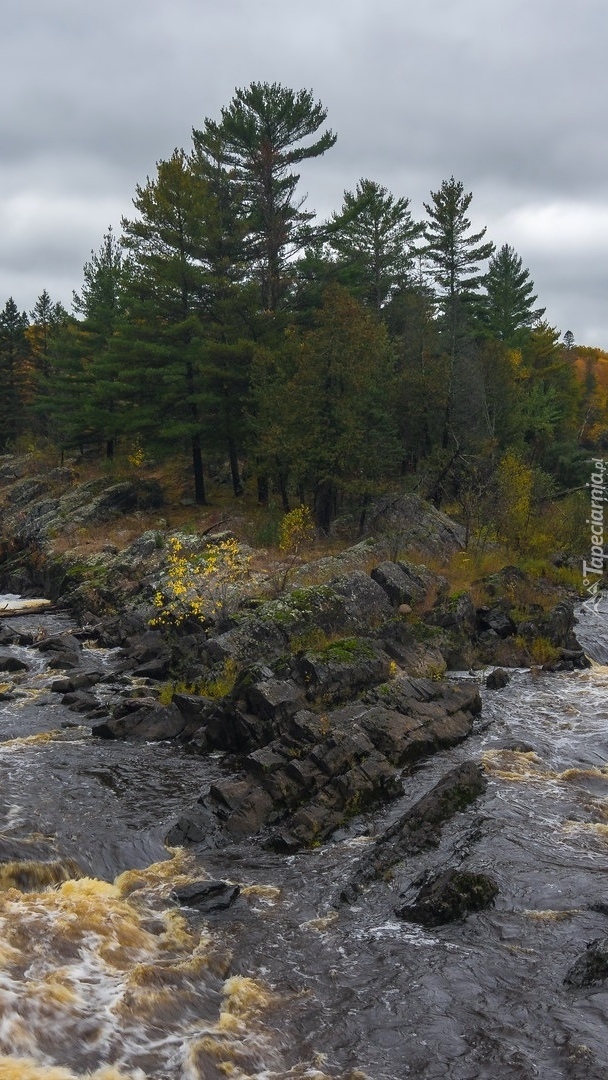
[
  {"xmin": 371, "ymin": 561, "xmax": 431, "ymax": 607},
  {"xmin": 485, "ymin": 668, "xmax": 511, "ymax": 690},
  {"xmin": 477, "ymin": 607, "xmax": 516, "ymax": 638},
  {"xmin": 339, "ymin": 761, "xmax": 488, "ymax": 903},
  {"xmin": 0, "ymin": 650, "xmax": 29, "ymax": 672},
  {"xmin": 357, "ymin": 492, "xmax": 466, "ymax": 556},
  {"xmin": 397, "ymin": 868, "xmax": 499, "ymax": 925},
  {"xmin": 565, "ymin": 938, "xmax": 608, "ymax": 988},
  {"xmin": 172, "ymin": 879, "xmax": 240, "ymax": 913},
  {"xmin": 92, "ymin": 702, "xmax": 187, "ymax": 740},
  {"xmin": 245, "ymin": 678, "xmax": 305, "ymax": 722}
]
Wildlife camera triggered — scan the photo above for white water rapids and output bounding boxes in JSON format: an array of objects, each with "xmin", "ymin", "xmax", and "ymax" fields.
[{"xmin": 0, "ymin": 598, "xmax": 608, "ymax": 1077}]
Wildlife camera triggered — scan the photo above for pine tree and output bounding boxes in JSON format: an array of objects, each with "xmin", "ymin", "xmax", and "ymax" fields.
[
  {"xmin": 423, "ymin": 177, "xmax": 494, "ymax": 448},
  {"xmin": 28, "ymin": 290, "xmax": 67, "ymax": 377},
  {"xmin": 120, "ymin": 150, "xmax": 212, "ymax": 502},
  {"xmin": 73, "ymin": 228, "xmax": 124, "ymax": 458},
  {"xmin": 481, "ymin": 244, "xmax": 545, "ymax": 342},
  {"xmin": 193, "ymin": 82, "xmax": 336, "ymax": 313},
  {"xmin": 26, "ymin": 291, "xmax": 68, "ymax": 436},
  {"xmin": 329, "ymin": 179, "xmax": 423, "ymax": 310},
  {"xmin": 0, "ymin": 298, "xmax": 30, "ymax": 449},
  {"xmin": 253, "ymin": 285, "xmax": 400, "ymax": 530},
  {"xmin": 424, "ymin": 176, "xmax": 494, "ymax": 327}
]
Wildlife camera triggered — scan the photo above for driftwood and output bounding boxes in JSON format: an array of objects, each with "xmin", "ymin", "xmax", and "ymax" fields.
[{"xmin": 0, "ymin": 598, "xmax": 53, "ymax": 616}]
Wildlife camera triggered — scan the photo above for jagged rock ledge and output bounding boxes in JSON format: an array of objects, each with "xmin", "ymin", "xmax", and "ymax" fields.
[{"xmin": 0, "ymin": 462, "xmax": 590, "ymax": 859}]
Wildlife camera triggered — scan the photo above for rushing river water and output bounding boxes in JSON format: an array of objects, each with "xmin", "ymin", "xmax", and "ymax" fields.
[{"xmin": 2, "ymin": 598, "xmax": 608, "ymax": 1078}]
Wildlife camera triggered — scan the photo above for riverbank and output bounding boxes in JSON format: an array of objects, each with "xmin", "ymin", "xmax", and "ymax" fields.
[
  {"xmin": 4, "ymin": 457, "xmax": 608, "ymax": 1076},
  {"xmin": 0, "ymin": 453, "xmax": 592, "ymax": 858}
]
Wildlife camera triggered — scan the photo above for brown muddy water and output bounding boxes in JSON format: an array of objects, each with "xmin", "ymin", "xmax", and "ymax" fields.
[{"xmin": 1, "ymin": 599, "xmax": 608, "ymax": 1078}]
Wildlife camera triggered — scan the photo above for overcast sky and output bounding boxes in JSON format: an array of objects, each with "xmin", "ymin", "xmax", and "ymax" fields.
[{"xmin": 2, "ymin": 0, "xmax": 607, "ymax": 346}]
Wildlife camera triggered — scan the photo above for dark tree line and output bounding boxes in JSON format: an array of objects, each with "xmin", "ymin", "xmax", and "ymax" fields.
[{"xmin": 0, "ymin": 82, "xmax": 595, "ymax": 530}]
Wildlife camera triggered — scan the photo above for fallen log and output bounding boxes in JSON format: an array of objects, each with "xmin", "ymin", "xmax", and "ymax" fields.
[{"xmin": 0, "ymin": 598, "xmax": 53, "ymax": 616}]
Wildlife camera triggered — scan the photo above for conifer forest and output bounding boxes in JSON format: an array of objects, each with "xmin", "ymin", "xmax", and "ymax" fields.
[{"xmin": 2, "ymin": 82, "xmax": 606, "ymax": 542}]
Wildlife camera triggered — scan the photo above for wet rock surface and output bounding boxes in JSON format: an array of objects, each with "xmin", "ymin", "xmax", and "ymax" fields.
[
  {"xmin": 396, "ymin": 868, "xmax": 499, "ymax": 925},
  {"xmin": 338, "ymin": 761, "xmax": 488, "ymax": 903},
  {"xmin": 172, "ymin": 879, "xmax": 241, "ymax": 913},
  {"xmin": 167, "ymin": 676, "xmax": 481, "ymax": 852},
  {"xmin": 565, "ymin": 938, "xmax": 608, "ymax": 988}
]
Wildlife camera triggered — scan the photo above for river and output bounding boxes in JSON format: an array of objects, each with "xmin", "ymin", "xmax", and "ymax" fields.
[{"xmin": 1, "ymin": 597, "xmax": 608, "ymax": 1079}]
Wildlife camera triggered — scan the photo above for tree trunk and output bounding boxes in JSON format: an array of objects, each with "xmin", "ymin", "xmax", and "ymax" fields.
[
  {"xmin": 278, "ymin": 473, "xmax": 290, "ymax": 513},
  {"xmin": 191, "ymin": 433, "xmax": 207, "ymax": 505},
  {"xmin": 257, "ymin": 474, "xmax": 269, "ymax": 506},
  {"xmin": 314, "ymin": 480, "xmax": 337, "ymax": 534},
  {"xmin": 228, "ymin": 436, "xmax": 243, "ymax": 496}
]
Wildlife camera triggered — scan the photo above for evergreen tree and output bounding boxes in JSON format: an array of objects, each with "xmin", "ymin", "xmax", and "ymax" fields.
[
  {"xmin": 481, "ymin": 244, "xmax": 545, "ymax": 342},
  {"xmin": 0, "ymin": 298, "xmax": 29, "ymax": 448},
  {"xmin": 28, "ymin": 290, "xmax": 67, "ymax": 377},
  {"xmin": 253, "ymin": 285, "xmax": 400, "ymax": 530},
  {"xmin": 26, "ymin": 291, "xmax": 68, "ymax": 436},
  {"xmin": 193, "ymin": 82, "xmax": 336, "ymax": 313},
  {"xmin": 329, "ymin": 179, "xmax": 423, "ymax": 310},
  {"xmin": 38, "ymin": 315, "xmax": 93, "ymax": 452},
  {"xmin": 424, "ymin": 176, "xmax": 494, "ymax": 328},
  {"xmin": 120, "ymin": 150, "xmax": 212, "ymax": 502},
  {"xmin": 73, "ymin": 228, "xmax": 124, "ymax": 458},
  {"xmin": 423, "ymin": 177, "xmax": 494, "ymax": 448}
]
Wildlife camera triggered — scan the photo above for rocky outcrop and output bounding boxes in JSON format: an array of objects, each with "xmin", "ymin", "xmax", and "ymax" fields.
[
  {"xmin": 1, "ymin": 474, "xmax": 163, "ymax": 546},
  {"xmin": 166, "ymin": 679, "xmax": 482, "ymax": 852},
  {"xmin": 354, "ymin": 492, "xmax": 466, "ymax": 557},
  {"xmin": 339, "ymin": 761, "xmax": 487, "ymax": 903}
]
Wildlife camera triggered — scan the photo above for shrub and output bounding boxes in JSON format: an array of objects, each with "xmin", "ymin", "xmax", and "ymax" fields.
[{"xmin": 151, "ymin": 535, "xmax": 251, "ymax": 627}]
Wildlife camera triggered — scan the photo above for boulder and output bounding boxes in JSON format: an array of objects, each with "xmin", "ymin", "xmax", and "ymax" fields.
[
  {"xmin": 50, "ymin": 672, "xmax": 102, "ymax": 694},
  {"xmin": 356, "ymin": 492, "xmax": 466, "ymax": 556},
  {"xmin": 172, "ymin": 880, "xmax": 240, "ymax": 913},
  {"xmin": 36, "ymin": 633, "xmax": 83, "ymax": 670},
  {"xmin": 339, "ymin": 761, "xmax": 488, "ymax": 903},
  {"xmin": 371, "ymin": 561, "xmax": 432, "ymax": 608},
  {"xmin": 61, "ymin": 690, "xmax": 101, "ymax": 714},
  {"xmin": 565, "ymin": 938, "xmax": 608, "ymax": 988},
  {"xmin": 92, "ymin": 702, "xmax": 187, "ymax": 740},
  {"xmin": 294, "ymin": 641, "xmax": 389, "ymax": 706},
  {"xmin": 477, "ymin": 606, "xmax": 516, "ymax": 638},
  {"xmin": 430, "ymin": 591, "xmax": 478, "ymax": 636},
  {"xmin": 118, "ymin": 629, "xmax": 171, "ymax": 679},
  {"xmin": 485, "ymin": 668, "xmax": 511, "ymax": 690},
  {"xmin": 396, "ymin": 868, "xmax": 499, "ymax": 925},
  {"xmin": 245, "ymin": 678, "xmax": 305, "ymax": 723},
  {"xmin": 0, "ymin": 650, "xmax": 29, "ymax": 672}
]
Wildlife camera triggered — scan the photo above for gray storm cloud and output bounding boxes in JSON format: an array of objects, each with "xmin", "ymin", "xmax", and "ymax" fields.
[{"xmin": 1, "ymin": 0, "xmax": 607, "ymax": 344}]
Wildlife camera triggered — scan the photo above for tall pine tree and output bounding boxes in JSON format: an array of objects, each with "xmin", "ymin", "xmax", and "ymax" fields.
[
  {"xmin": 193, "ymin": 83, "xmax": 336, "ymax": 314},
  {"xmin": 329, "ymin": 179, "xmax": 423, "ymax": 311},
  {"xmin": 423, "ymin": 177, "xmax": 494, "ymax": 448}
]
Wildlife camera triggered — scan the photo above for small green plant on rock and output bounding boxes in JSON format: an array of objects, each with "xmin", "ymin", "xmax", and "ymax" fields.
[
  {"xmin": 527, "ymin": 636, "xmax": 560, "ymax": 665},
  {"xmin": 158, "ymin": 658, "xmax": 239, "ymax": 704}
]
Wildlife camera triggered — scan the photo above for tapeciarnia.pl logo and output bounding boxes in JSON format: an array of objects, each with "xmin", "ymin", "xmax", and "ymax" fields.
[{"xmin": 582, "ymin": 458, "xmax": 606, "ymax": 609}]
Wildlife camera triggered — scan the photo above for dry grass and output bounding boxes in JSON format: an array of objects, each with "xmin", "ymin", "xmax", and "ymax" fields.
[{"xmin": 1, "ymin": 450, "xmax": 583, "ymax": 615}]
